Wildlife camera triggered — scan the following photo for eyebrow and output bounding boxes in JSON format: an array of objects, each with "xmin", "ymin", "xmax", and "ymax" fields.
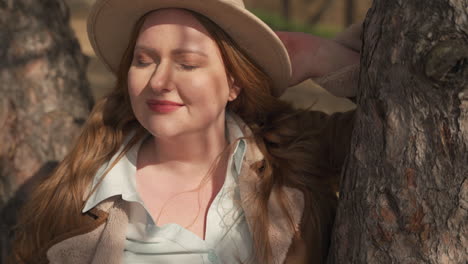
[
  {"xmin": 172, "ymin": 48, "xmax": 208, "ymax": 57},
  {"xmin": 134, "ymin": 45, "xmax": 208, "ymax": 57}
]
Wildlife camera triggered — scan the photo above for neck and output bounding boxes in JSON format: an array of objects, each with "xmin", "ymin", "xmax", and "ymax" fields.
[{"xmin": 144, "ymin": 116, "xmax": 229, "ymax": 177}]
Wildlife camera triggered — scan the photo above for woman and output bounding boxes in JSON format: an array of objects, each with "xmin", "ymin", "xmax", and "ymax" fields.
[{"xmin": 12, "ymin": 0, "xmax": 359, "ymax": 263}]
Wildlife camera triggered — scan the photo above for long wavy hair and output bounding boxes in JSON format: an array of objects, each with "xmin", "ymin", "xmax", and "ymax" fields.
[{"xmin": 12, "ymin": 10, "xmax": 339, "ymax": 264}]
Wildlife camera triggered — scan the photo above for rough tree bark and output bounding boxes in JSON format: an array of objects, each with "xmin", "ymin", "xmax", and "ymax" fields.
[
  {"xmin": 328, "ymin": 0, "xmax": 467, "ymax": 263},
  {"xmin": 0, "ymin": 0, "xmax": 93, "ymax": 260}
]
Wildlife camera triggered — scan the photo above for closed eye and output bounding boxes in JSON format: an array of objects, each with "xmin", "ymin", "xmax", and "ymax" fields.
[
  {"xmin": 134, "ymin": 59, "xmax": 152, "ymax": 67},
  {"xmin": 180, "ymin": 64, "xmax": 198, "ymax": 71}
]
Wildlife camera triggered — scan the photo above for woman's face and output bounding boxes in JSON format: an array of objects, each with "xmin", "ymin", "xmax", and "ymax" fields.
[{"xmin": 128, "ymin": 9, "xmax": 240, "ymax": 139}]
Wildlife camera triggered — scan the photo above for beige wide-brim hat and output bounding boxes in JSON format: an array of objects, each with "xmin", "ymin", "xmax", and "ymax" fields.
[{"xmin": 87, "ymin": 0, "xmax": 292, "ymax": 96}]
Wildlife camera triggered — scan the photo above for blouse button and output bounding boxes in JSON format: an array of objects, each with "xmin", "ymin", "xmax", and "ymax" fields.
[{"xmin": 207, "ymin": 249, "xmax": 218, "ymax": 263}]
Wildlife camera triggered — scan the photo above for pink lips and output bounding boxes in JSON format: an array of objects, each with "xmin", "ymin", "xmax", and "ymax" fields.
[{"xmin": 146, "ymin": 100, "xmax": 184, "ymax": 113}]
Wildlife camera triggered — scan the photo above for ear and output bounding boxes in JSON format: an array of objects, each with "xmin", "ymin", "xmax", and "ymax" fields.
[{"xmin": 228, "ymin": 77, "xmax": 241, "ymax": 101}]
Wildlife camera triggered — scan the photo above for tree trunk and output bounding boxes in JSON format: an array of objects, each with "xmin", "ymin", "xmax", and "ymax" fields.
[
  {"xmin": 328, "ymin": 0, "xmax": 468, "ymax": 263},
  {"xmin": 344, "ymin": 0, "xmax": 355, "ymax": 26},
  {"xmin": 307, "ymin": 0, "xmax": 337, "ymax": 26},
  {"xmin": 281, "ymin": 0, "xmax": 291, "ymax": 22},
  {"xmin": 0, "ymin": 0, "xmax": 92, "ymax": 260}
]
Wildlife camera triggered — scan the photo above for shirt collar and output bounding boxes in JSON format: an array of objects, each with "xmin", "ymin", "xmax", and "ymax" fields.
[
  {"xmin": 82, "ymin": 112, "xmax": 247, "ymax": 213},
  {"xmin": 82, "ymin": 133, "xmax": 145, "ymax": 213},
  {"xmin": 226, "ymin": 112, "xmax": 246, "ymax": 175}
]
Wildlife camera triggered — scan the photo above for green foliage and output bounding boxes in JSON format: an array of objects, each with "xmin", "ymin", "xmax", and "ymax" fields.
[{"xmin": 250, "ymin": 8, "xmax": 341, "ymax": 38}]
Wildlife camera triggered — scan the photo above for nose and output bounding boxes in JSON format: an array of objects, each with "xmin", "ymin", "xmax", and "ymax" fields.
[{"xmin": 149, "ymin": 61, "xmax": 174, "ymax": 93}]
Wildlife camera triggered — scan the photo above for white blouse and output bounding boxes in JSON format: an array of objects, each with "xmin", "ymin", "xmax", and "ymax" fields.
[{"xmin": 83, "ymin": 113, "xmax": 255, "ymax": 264}]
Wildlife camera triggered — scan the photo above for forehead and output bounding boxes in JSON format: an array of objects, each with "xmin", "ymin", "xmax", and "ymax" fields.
[{"xmin": 136, "ymin": 9, "xmax": 214, "ymax": 47}]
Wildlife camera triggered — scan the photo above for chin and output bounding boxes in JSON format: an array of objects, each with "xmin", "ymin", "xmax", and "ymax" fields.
[
  {"xmin": 143, "ymin": 124, "xmax": 185, "ymax": 139},
  {"xmin": 136, "ymin": 113, "xmax": 182, "ymax": 136},
  {"xmin": 136, "ymin": 111, "xmax": 222, "ymax": 139}
]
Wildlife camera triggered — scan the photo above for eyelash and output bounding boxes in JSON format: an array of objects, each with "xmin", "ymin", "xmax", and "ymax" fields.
[
  {"xmin": 180, "ymin": 64, "xmax": 198, "ymax": 71},
  {"xmin": 134, "ymin": 57, "xmax": 198, "ymax": 71},
  {"xmin": 135, "ymin": 58, "xmax": 151, "ymax": 67}
]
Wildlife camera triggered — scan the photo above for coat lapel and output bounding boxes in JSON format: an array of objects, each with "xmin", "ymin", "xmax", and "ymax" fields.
[
  {"xmin": 231, "ymin": 115, "xmax": 305, "ymax": 264},
  {"xmin": 46, "ymin": 224, "xmax": 106, "ymax": 264},
  {"xmin": 46, "ymin": 197, "xmax": 129, "ymax": 264},
  {"xmin": 91, "ymin": 199, "xmax": 129, "ymax": 264}
]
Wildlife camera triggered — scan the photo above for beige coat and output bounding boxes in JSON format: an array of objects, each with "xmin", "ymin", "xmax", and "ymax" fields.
[{"xmin": 38, "ymin": 111, "xmax": 354, "ymax": 264}]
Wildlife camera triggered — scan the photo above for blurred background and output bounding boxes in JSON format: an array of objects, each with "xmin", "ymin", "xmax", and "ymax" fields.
[{"xmin": 66, "ymin": 0, "xmax": 372, "ymax": 113}]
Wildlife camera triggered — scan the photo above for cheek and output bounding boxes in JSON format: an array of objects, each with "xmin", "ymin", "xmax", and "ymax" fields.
[
  {"xmin": 127, "ymin": 70, "xmax": 149, "ymax": 121},
  {"xmin": 184, "ymin": 70, "xmax": 230, "ymax": 106},
  {"xmin": 127, "ymin": 69, "xmax": 150, "ymax": 97}
]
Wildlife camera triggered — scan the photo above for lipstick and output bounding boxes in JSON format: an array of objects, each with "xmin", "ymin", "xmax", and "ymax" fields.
[{"xmin": 146, "ymin": 100, "xmax": 184, "ymax": 113}]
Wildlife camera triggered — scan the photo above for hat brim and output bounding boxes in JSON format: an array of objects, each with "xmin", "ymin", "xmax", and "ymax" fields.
[{"xmin": 87, "ymin": 0, "xmax": 292, "ymax": 96}]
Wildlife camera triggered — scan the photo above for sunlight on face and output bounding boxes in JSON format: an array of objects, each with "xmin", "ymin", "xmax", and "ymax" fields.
[{"xmin": 127, "ymin": 9, "xmax": 240, "ymax": 140}]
